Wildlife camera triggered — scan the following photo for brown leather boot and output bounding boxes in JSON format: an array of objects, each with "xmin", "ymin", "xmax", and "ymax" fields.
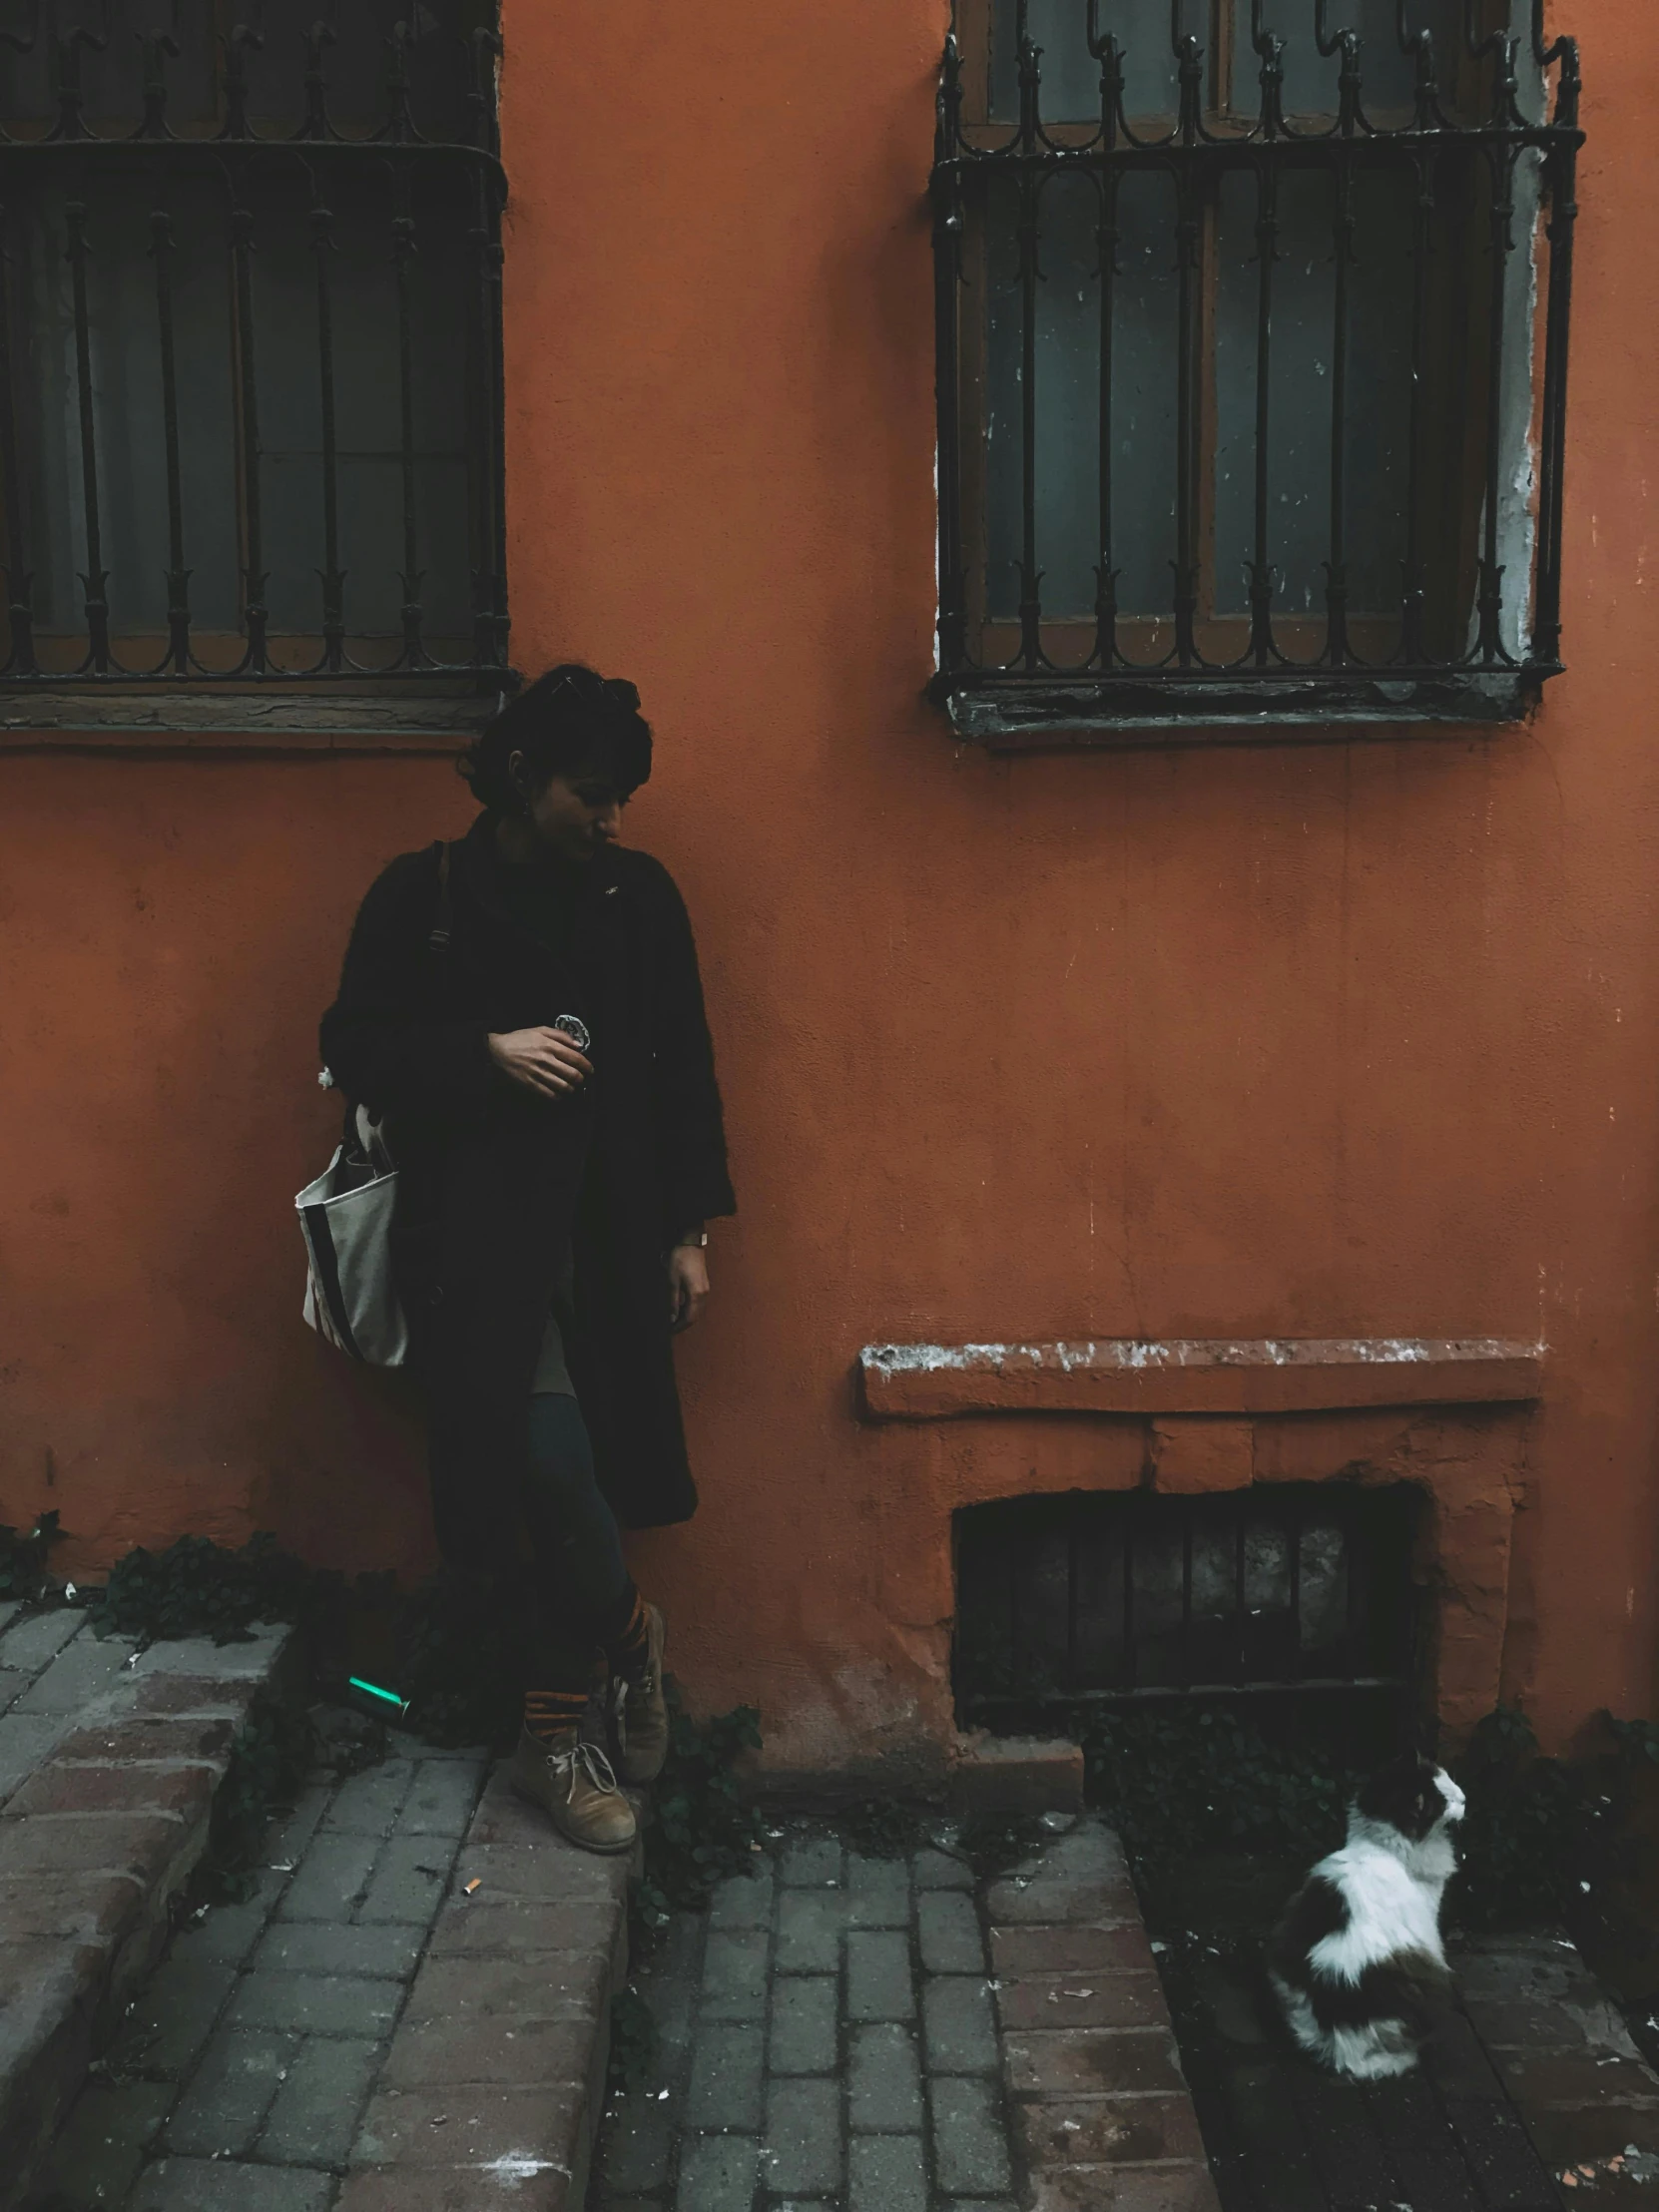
[
  {"xmin": 506, "ymin": 1725, "xmax": 637, "ymax": 1854},
  {"xmin": 611, "ymin": 1603, "xmax": 670, "ymax": 1786}
]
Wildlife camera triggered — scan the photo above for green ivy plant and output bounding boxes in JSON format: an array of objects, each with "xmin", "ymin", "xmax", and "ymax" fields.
[
  {"xmin": 1449, "ymin": 1703, "xmax": 1623, "ymax": 1932},
  {"xmin": 634, "ymin": 1684, "xmax": 765, "ymax": 1931},
  {"xmin": 841, "ymin": 1797, "xmax": 927, "ymax": 1861},
  {"xmin": 957, "ymin": 1811, "xmax": 1052, "ymax": 1882},
  {"xmin": 185, "ymin": 1692, "xmax": 314, "ymax": 1906},
  {"xmin": 86, "ymin": 1530, "xmax": 338, "ymax": 1648},
  {"xmin": 1079, "ymin": 1697, "xmax": 1659, "ymax": 1940},
  {"xmin": 1086, "ymin": 1704, "xmax": 1354, "ymax": 1869}
]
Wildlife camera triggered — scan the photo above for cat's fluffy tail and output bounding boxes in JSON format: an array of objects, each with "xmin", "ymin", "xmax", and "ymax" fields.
[{"xmin": 1269, "ymin": 1968, "xmax": 1426, "ymax": 2080}]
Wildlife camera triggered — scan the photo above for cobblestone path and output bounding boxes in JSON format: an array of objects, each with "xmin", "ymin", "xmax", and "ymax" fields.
[
  {"xmin": 29, "ymin": 1743, "xmax": 489, "ymax": 2211},
  {"xmin": 588, "ymin": 1831, "xmax": 1021, "ymax": 2212}
]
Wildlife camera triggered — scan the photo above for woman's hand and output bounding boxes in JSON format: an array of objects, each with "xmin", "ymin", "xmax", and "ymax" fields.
[
  {"xmin": 668, "ymin": 1243, "xmax": 710, "ymax": 1333},
  {"xmin": 487, "ymin": 1025, "xmax": 593, "ymax": 1101}
]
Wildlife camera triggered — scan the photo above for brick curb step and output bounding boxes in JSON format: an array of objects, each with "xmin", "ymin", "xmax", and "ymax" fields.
[
  {"xmin": 0, "ymin": 1615, "xmax": 296, "ymax": 2211},
  {"xmin": 988, "ymin": 1816, "xmax": 1222, "ymax": 2212},
  {"xmin": 338, "ymin": 1762, "xmax": 638, "ymax": 2212}
]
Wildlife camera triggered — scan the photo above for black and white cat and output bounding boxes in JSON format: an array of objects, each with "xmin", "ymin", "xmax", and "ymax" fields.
[{"xmin": 1269, "ymin": 1752, "xmax": 1466, "ymax": 2080}]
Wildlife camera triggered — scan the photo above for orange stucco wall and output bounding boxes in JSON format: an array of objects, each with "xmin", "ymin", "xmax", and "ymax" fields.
[{"xmin": 2, "ymin": 0, "xmax": 1656, "ymax": 1774}]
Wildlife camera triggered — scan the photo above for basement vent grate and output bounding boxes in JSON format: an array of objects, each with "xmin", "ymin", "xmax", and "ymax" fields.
[{"xmin": 952, "ymin": 1483, "xmax": 1421, "ymax": 1728}]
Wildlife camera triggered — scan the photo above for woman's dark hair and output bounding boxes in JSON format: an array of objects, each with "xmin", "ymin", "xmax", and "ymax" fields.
[{"xmin": 460, "ymin": 663, "xmax": 653, "ymax": 814}]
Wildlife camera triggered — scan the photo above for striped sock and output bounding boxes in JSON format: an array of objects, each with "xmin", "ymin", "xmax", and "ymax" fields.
[
  {"xmin": 605, "ymin": 1587, "xmax": 652, "ymax": 1680},
  {"xmin": 523, "ymin": 1688, "xmax": 590, "ymax": 1747}
]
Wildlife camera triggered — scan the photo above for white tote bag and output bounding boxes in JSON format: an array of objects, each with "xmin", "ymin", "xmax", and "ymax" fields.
[{"xmin": 296, "ymin": 1103, "xmax": 409, "ymax": 1367}]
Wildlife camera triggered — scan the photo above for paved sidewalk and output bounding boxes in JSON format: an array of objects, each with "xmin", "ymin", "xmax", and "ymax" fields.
[
  {"xmin": 0, "ymin": 1602, "xmax": 143, "ymax": 1800},
  {"xmin": 590, "ymin": 1828, "xmax": 1027, "ymax": 2212},
  {"xmin": 29, "ymin": 1741, "xmax": 490, "ymax": 2211},
  {"xmin": 0, "ymin": 1608, "xmax": 294, "ymax": 2207}
]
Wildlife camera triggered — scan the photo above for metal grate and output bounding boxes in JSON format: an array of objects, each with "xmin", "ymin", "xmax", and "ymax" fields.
[
  {"xmin": 0, "ymin": 0, "xmax": 507, "ymax": 690},
  {"xmin": 929, "ymin": 0, "xmax": 1584, "ymax": 736},
  {"xmin": 952, "ymin": 1483, "xmax": 1422, "ymax": 1724}
]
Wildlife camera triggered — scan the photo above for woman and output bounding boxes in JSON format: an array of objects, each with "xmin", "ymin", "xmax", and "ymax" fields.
[{"xmin": 320, "ymin": 665, "xmax": 735, "ymax": 1853}]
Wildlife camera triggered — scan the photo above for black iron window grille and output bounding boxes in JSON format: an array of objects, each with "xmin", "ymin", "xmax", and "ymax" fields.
[
  {"xmin": 930, "ymin": 1, "xmax": 1583, "ymax": 741},
  {"xmin": 952, "ymin": 1485, "xmax": 1422, "ymax": 1725},
  {"xmin": 0, "ymin": 0, "xmax": 507, "ymax": 694}
]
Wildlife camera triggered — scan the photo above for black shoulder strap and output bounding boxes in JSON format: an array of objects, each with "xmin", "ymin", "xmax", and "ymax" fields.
[{"xmin": 428, "ymin": 839, "xmax": 453, "ymax": 952}]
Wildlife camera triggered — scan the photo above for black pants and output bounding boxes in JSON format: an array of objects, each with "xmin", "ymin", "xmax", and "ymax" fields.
[{"xmin": 513, "ymin": 1390, "xmax": 634, "ymax": 1691}]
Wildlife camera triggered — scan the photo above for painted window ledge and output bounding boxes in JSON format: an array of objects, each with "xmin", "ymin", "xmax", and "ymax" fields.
[
  {"xmin": 856, "ymin": 1338, "xmax": 1544, "ymax": 1420},
  {"xmin": 0, "ymin": 682, "xmax": 505, "ymax": 751}
]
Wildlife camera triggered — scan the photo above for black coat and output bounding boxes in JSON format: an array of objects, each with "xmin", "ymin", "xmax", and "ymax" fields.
[{"xmin": 319, "ymin": 814, "xmax": 735, "ymax": 1554}]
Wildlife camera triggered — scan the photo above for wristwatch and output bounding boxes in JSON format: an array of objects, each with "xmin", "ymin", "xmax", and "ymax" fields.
[{"xmin": 674, "ymin": 1229, "xmax": 709, "ymax": 1249}]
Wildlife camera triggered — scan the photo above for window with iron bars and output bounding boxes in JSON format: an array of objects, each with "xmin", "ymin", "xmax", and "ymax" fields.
[
  {"xmin": 0, "ymin": 0, "xmax": 507, "ymax": 703},
  {"xmin": 929, "ymin": 1, "xmax": 1583, "ymax": 742}
]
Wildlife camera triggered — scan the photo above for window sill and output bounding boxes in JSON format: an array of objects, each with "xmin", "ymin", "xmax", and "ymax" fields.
[
  {"xmin": 0, "ymin": 679, "xmax": 511, "ymax": 751},
  {"xmin": 938, "ymin": 668, "xmax": 1552, "ymax": 748},
  {"xmin": 858, "ymin": 1338, "xmax": 1545, "ymax": 1420}
]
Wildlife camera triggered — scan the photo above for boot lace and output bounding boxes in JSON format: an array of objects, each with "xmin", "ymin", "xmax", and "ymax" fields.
[{"xmin": 548, "ymin": 1737, "xmax": 621, "ymax": 1799}]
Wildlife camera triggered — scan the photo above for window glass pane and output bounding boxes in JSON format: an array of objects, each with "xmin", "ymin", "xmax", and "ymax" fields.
[
  {"xmin": 0, "ymin": 0, "xmax": 487, "ymax": 135},
  {"xmin": 254, "ymin": 163, "xmax": 475, "ymax": 645},
  {"xmin": 1240, "ymin": 0, "xmax": 1463, "ymax": 118},
  {"xmin": 1106, "ymin": 169, "xmax": 1181, "ymax": 619},
  {"xmin": 983, "ymin": 175, "xmax": 1025, "ymax": 620},
  {"xmin": 986, "ymin": 165, "xmax": 1177, "ymax": 622},
  {"xmin": 989, "ymin": 1, "xmax": 1467, "ymax": 124},
  {"xmin": 12, "ymin": 157, "xmax": 476, "ymax": 652},
  {"xmin": 0, "ymin": 1, "xmax": 492, "ymax": 664},
  {"xmin": 17, "ymin": 171, "xmax": 240, "ymax": 639},
  {"xmin": 991, "ymin": 0, "xmax": 1176, "ymax": 125},
  {"xmin": 1213, "ymin": 161, "xmax": 1413, "ymax": 621},
  {"xmin": 0, "ymin": 0, "xmax": 218, "ymax": 131},
  {"xmin": 1031, "ymin": 171, "xmax": 1102, "ymax": 624},
  {"xmin": 242, "ymin": 0, "xmax": 491, "ymax": 138}
]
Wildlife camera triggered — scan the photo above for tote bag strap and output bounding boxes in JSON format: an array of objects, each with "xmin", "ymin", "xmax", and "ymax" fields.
[
  {"xmin": 323, "ymin": 839, "xmax": 451, "ymax": 1139},
  {"xmin": 353, "ymin": 1102, "xmax": 396, "ymax": 1176}
]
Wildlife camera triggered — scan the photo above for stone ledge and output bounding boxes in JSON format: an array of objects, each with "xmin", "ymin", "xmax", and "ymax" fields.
[
  {"xmin": 989, "ymin": 1815, "xmax": 1222, "ymax": 2212},
  {"xmin": 0, "ymin": 1621, "xmax": 294, "ymax": 2212},
  {"xmin": 951, "ymin": 1734, "xmax": 1085, "ymax": 1820},
  {"xmin": 858, "ymin": 1337, "xmax": 1545, "ymax": 1419},
  {"xmin": 1453, "ymin": 1931, "xmax": 1659, "ymax": 2190},
  {"xmin": 346, "ymin": 1764, "xmax": 638, "ymax": 2212}
]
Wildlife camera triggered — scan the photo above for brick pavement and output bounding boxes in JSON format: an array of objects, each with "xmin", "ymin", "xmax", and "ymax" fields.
[
  {"xmin": 30, "ymin": 1735, "xmax": 636, "ymax": 2212},
  {"xmin": 985, "ymin": 1818, "xmax": 1219, "ymax": 2212},
  {"xmin": 27, "ymin": 1741, "xmax": 491, "ymax": 2212},
  {"xmin": 20, "ymin": 1624, "xmax": 1659, "ymax": 2212},
  {"xmin": 0, "ymin": 1607, "xmax": 294, "ymax": 2208},
  {"xmin": 592, "ymin": 1831, "xmax": 1039, "ymax": 2212},
  {"xmin": 341, "ymin": 1759, "xmax": 634, "ymax": 2210}
]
